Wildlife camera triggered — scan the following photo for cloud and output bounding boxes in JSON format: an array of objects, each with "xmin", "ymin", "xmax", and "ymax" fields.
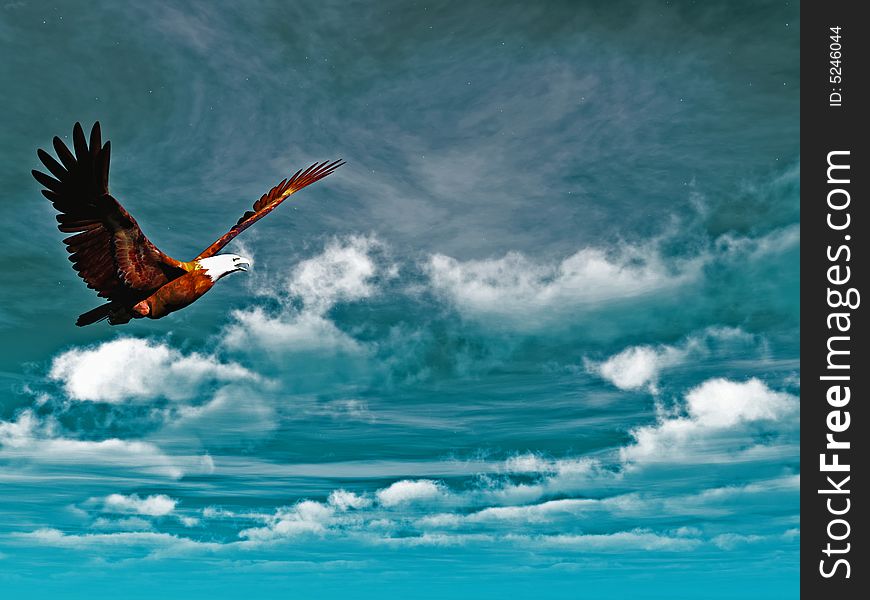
[
  {"xmin": 178, "ymin": 516, "xmax": 200, "ymax": 528},
  {"xmin": 222, "ymin": 308, "xmax": 364, "ymax": 354},
  {"xmin": 239, "ymin": 501, "xmax": 334, "ymax": 541},
  {"xmin": 424, "ymin": 224, "xmax": 799, "ymax": 331},
  {"xmin": 287, "ymin": 236, "xmax": 380, "ymax": 310},
  {"xmin": 12, "ymin": 456, "xmax": 799, "ymax": 555},
  {"xmin": 620, "ymin": 378, "xmax": 798, "ymax": 465},
  {"xmin": 711, "ymin": 533, "xmax": 765, "ymax": 550},
  {"xmin": 370, "ymin": 529, "xmax": 703, "ymax": 551},
  {"xmin": 464, "ymin": 498, "xmax": 596, "ymax": 524},
  {"xmin": 411, "ymin": 473, "xmax": 800, "ymax": 534},
  {"xmin": 482, "ymin": 454, "xmax": 604, "ymax": 505},
  {"xmin": 661, "ymin": 475, "xmax": 800, "ymax": 517},
  {"xmin": 521, "ymin": 530, "xmax": 702, "ymax": 552},
  {"xmin": 222, "ymin": 236, "xmax": 385, "ymax": 354},
  {"xmin": 103, "ymin": 493, "xmax": 177, "ymax": 516},
  {"xmin": 502, "ymin": 453, "xmax": 563, "ymax": 474},
  {"xmin": 92, "ymin": 517, "xmax": 154, "ymax": 531},
  {"xmin": 376, "ymin": 479, "xmax": 447, "ymax": 507},
  {"xmin": 328, "ymin": 490, "xmax": 372, "ymax": 511},
  {"xmin": 714, "ymin": 224, "xmax": 800, "ymax": 263},
  {"xmin": 13, "ymin": 528, "xmax": 224, "ymax": 558},
  {"xmin": 587, "ymin": 345, "xmax": 684, "ymax": 392},
  {"xmin": 12, "ymin": 218, "xmax": 798, "ymax": 563},
  {"xmin": 376, "ymin": 532, "xmax": 496, "ymax": 547},
  {"xmin": 426, "ymin": 244, "xmax": 701, "ymax": 324},
  {"xmin": 48, "ymin": 338, "xmax": 258, "ymax": 403},
  {"xmin": 319, "ymin": 399, "xmax": 375, "ymax": 422},
  {"xmin": 684, "ymin": 378, "xmax": 794, "ymax": 427},
  {"xmin": 0, "ymin": 410, "xmax": 196, "ymax": 479},
  {"xmin": 585, "ymin": 326, "xmax": 760, "ymax": 392},
  {"xmin": 165, "ymin": 386, "xmax": 278, "ymax": 441}
]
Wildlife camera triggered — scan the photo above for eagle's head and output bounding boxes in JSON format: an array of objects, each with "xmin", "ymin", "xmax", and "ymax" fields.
[{"xmin": 197, "ymin": 254, "xmax": 252, "ymax": 281}]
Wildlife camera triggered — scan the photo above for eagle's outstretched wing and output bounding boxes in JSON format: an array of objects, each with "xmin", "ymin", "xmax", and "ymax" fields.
[
  {"xmin": 195, "ymin": 159, "xmax": 344, "ymax": 260},
  {"xmin": 33, "ymin": 122, "xmax": 187, "ymax": 302}
]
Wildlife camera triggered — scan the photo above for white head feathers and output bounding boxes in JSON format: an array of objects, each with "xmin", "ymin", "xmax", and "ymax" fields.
[{"xmin": 197, "ymin": 254, "xmax": 252, "ymax": 281}]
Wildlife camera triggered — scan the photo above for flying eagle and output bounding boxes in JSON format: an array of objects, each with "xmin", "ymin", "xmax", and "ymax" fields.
[{"xmin": 33, "ymin": 122, "xmax": 343, "ymax": 326}]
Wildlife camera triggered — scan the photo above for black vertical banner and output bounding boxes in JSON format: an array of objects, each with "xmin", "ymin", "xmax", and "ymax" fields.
[{"xmin": 802, "ymin": 1, "xmax": 868, "ymax": 597}]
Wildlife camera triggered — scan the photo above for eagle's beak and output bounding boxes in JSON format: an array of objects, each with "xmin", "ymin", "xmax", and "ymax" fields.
[{"xmin": 236, "ymin": 258, "xmax": 251, "ymax": 272}]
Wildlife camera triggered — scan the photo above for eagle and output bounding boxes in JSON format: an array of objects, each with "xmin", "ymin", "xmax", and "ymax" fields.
[{"xmin": 32, "ymin": 122, "xmax": 343, "ymax": 326}]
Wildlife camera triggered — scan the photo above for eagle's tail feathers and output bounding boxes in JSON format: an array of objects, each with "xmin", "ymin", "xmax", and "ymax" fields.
[{"xmin": 76, "ymin": 303, "xmax": 112, "ymax": 326}]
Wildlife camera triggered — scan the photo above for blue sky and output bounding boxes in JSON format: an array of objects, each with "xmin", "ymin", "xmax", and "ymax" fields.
[{"xmin": 0, "ymin": 1, "xmax": 798, "ymax": 598}]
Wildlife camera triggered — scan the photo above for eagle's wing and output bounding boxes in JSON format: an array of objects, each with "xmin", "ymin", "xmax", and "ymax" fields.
[
  {"xmin": 195, "ymin": 159, "xmax": 344, "ymax": 260},
  {"xmin": 33, "ymin": 122, "xmax": 187, "ymax": 302}
]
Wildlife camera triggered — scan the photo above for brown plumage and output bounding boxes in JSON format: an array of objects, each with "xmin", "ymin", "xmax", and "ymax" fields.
[
  {"xmin": 33, "ymin": 122, "xmax": 343, "ymax": 326},
  {"xmin": 196, "ymin": 159, "xmax": 344, "ymax": 259}
]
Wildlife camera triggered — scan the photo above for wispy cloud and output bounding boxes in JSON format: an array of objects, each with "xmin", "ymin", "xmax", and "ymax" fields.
[
  {"xmin": 91, "ymin": 517, "xmax": 154, "ymax": 531},
  {"xmin": 516, "ymin": 530, "xmax": 702, "ymax": 553},
  {"xmin": 0, "ymin": 410, "xmax": 201, "ymax": 479},
  {"xmin": 12, "ymin": 528, "xmax": 225, "ymax": 558}
]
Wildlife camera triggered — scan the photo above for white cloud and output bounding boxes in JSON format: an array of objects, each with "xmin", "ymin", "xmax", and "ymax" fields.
[
  {"xmin": 502, "ymin": 453, "xmax": 559, "ymax": 474},
  {"xmin": 683, "ymin": 378, "xmax": 794, "ymax": 428},
  {"xmin": 620, "ymin": 378, "xmax": 798, "ymax": 465},
  {"xmin": 0, "ymin": 409, "xmax": 40, "ymax": 449},
  {"xmin": 222, "ymin": 308, "xmax": 364, "ymax": 353},
  {"xmin": 588, "ymin": 345, "xmax": 684, "ymax": 392},
  {"xmin": 328, "ymin": 489, "xmax": 372, "ymax": 511},
  {"xmin": 103, "ymin": 493, "xmax": 177, "ymax": 516},
  {"xmin": 486, "ymin": 454, "xmax": 603, "ymax": 505},
  {"xmin": 711, "ymin": 533, "xmax": 765, "ymax": 550},
  {"xmin": 714, "ymin": 224, "xmax": 799, "ymax": 263},
  {"xmin": 178, "ymin": 516, "xmax": 200, "ymax": 527},
  {"xmin": 410, "ymin": 473, "xmax": 800, "ymax": 533},
  {"xmin": 202, "ymin": 506, "xmax": 236, "ymax": 519},
  {"xmin": 466, "ymin": 499, "xmax": 595, "ymax": 524},
  {"xmin": 287, "ymin": 236, "xmax": 379, "ymax": 310},
  {"xmin": 92, "ymin": 517, "xmax": 153, "ymax": 531},
  {"xmin": 501, "ymin": 454, "xmax": 598, "ymax": 477},
  {"xmin": 0, "ymin": 410, "xmax": 194, "ymax": 479},
  {"xmin": 377, "ymin": 532, "xmax": 496, "ymax": 547},
  {"xmin": 13, "ymin": 464, "xmax": 799, "ymax": 554},
  {"xmin": 48, "ymin": 338, "xmax": 257, "ymax": 403},
  {"xmin": 425, "ymin": 225, "xmax": 799, "ymax": 327},
  {"xmin": 377, "ymin": 479, "xmax": 447, "ymax": 507},
  {"xmin": 585, "ymin": 326, "xmax": 758, "ymax": 392},
  {"xmin": 414, "ymin": 513, "xmax": 463, "ymax": 529},
  {"xmin": 239, "ymin": 501, "xmax": 334, "ymax": 541},
  {"xmin": 520, "ymin": 529, "xmax": 702, "ymax": 552},
  {"xmin": 222, "ymin": 236, "xmax": 384, "ymax": 353},
  {"xmin": 426, "ymin": 244, "xmax": 701, "ymax": 323},
  {"xmin": 14, "ymin": 528, "xmax": 224, "ymax": 557}
]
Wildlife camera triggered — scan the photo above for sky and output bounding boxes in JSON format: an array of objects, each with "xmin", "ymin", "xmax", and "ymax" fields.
[{"xmin": 0, "ymin": 1, "xmax": 799, "ymax": 598}]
